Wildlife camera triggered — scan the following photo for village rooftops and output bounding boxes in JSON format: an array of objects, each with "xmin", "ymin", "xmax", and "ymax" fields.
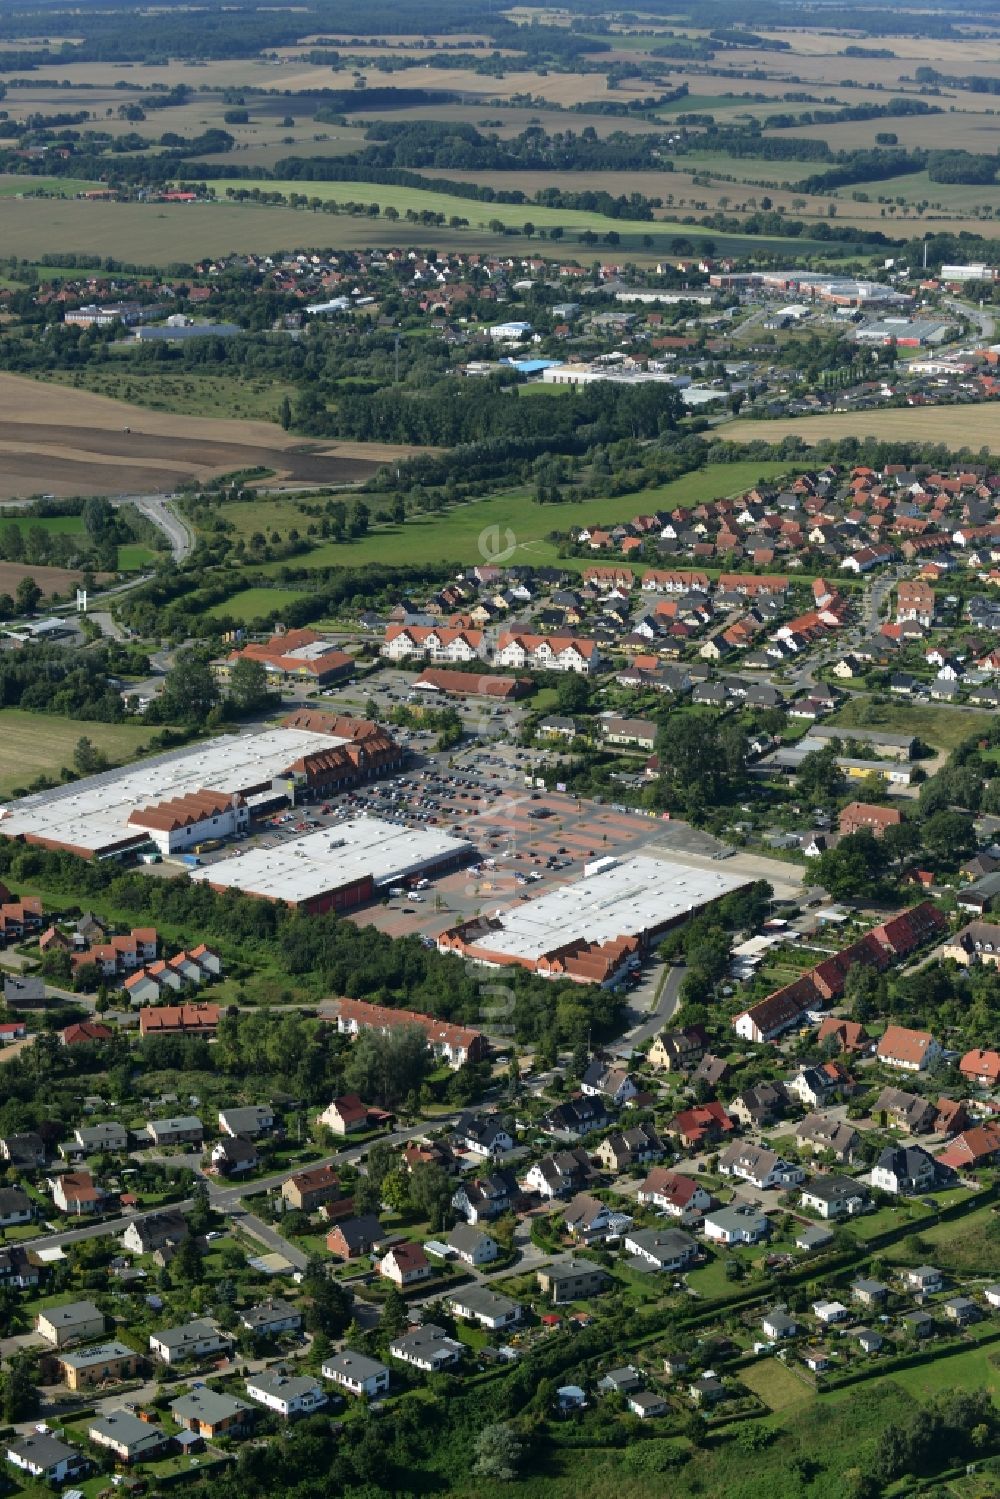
[{"xmin": 191, "ymin": 816, "xmax": 472, "ymax": 905}]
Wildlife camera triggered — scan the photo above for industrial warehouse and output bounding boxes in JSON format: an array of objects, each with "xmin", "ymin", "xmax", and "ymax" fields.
[
  {"xmin": 0, "ymin": 718, "xmax": 402, "ymax": 860},
  {"xmin": 191, "ymin": 817, "xmax": 473, "ymax": 913},
  {"xmin": 437, "ymin": 854, "xmax": 748, "ymax": 985}
]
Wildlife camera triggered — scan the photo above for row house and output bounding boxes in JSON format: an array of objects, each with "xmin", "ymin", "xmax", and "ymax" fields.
[
  {"xmin": 494, "ymin": 632, "xmax": 599, "ymax": 674},
  {"xmin": 381, "ymin": 625, "xmax": 484, "ymax": 663}
]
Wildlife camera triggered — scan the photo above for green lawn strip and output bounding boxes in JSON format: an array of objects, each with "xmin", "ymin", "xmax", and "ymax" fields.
[
  {"xmin": 207, "ymin": 176, "xmax": 837, "ymax": 254},
  {"xmin": 249, "ymin": 461, "xmax": 790, "ymax": 576},
  {"xmin": 205, "ymin": 586, "xmax": 314, "ymax": 622}
]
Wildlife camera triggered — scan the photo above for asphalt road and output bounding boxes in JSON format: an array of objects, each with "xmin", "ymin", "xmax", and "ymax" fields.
[
  {"xmin": 13, "ymin": 1119, "xmax": 460, "ymax": 1261},
  {"xmin": 621, "ymin": 963, "xmax": 688, "ymax": 1051},
  {"xmin": 117, "ymin": 491, "xmax": 194, "ymax": 563}
]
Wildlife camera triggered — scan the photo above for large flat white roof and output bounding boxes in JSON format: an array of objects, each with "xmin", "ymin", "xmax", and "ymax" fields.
[
  {"xmin": 0, "ymin": 728, "xmax": 349, "ymax": 854},
  {"xmin": 474, "ymin": 854, "xmax": 746, "ymax": 960},
  {"xmin": 191, "ymin": 815, "xmax": 473, "ymax": 904}
]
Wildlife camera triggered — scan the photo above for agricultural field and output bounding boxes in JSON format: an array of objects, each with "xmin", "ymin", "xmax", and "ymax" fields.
[
  {"xmin": 239, "ymin": 460, "xmax": 791, "ymax": 575},
  {"xmin": 0, "ymin": 560, "xmax": 100, "ymax": 600},
  {"xmin": 0, "ymin": 708, "xmax": 163, "ymax": 798},
  {"xmin": 0, "ymin": 372, "xmax": 413, "ymax": 499},
  {"xmin": 720, "ymin": 408, "xmax": 1000, "ymax": 455},
  {"xmin": 0, "ymin": 175, "xmax": 100, "ymax": 198},
  {"xmin": 41, "ymin": 368, "xmax": 299, "ymax": 423}
]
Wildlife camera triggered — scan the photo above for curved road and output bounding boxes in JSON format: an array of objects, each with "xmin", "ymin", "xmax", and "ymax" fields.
[{"xmin": 114, "ymin": 491, "xmax": 194, "ymax": 563}]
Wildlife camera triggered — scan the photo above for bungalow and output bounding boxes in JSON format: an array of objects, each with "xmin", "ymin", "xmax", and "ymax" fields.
[
  {"xmin": 145, "ymin": 1115, "xmax": 204, "ymax": 1148},
  {"xmin": 323, "ymin": 1350, "xmax": 390, "ymax": 1399},
  {"xmin": 629, "ymin": 1390, "xmax": 668, "ymax": 1420},
  {"xmin": 6, "ymin": 1433, "xmax": 88, "ymax": 1486},
  {"xmin": 74, "ymin": 1121, "xmax": 128, "ymax": 1153},
  {"xmin": 943, "ymin": 1296, "xmax": 981, "ymax": 1327},
  {"xmin": 852, "ymin": 1279, "xmax": 888, "ymax": 1310},
  {"xmin": 800, "ymin": 1176, "xmax": 869, "ymax": 1220},
  {"xmin": 624, "ymin": 1227, "xmax": 698, "ymax": 1272},
  {"xmin": 149, "ymin": 1319, "xmax": 231, "ymax": 1366},
  {"xmin": 905, "ymin": 1264, "xmax": 943, "ymax": 1296},
  {"xmin": 88, "ymin": 1411, "xmax": 167, "ymax": 1464},
  {"xmin": 389, "ymin": 1323, "xmax": 463, "ymax": 1372},
  {"xmin": 598, "ymin": 1366, "xmax": 643, "ymax": 1396},
  {"xmin": 218, "ymin": 1105, "xmax": 275, "ymax": 1139},
  {"xmin": 813, "ymin": 1299, "xmax": 849, "ymax": 1325},
  {"xmin": 447, "ymin": 1285, "xmax": 522, "ymax": 1331},
  {"xmin": 762, "ymin": 1310, "xmax": 798, "ymax": 1341},
  {"xmin": 245, "ymin": 1370, "xmax": 326, "ymax": 1418},
  {"xmin": 689, "ymin": 1375, "xmax": 727, "ymax": 1407},
  {"xmin": 170, "ymin": 1389, "xmax": 253, "ymax": 1440},
  {"xmin": 703, "ymin": 1203, "xmax": 769, "ymax": 1246}
]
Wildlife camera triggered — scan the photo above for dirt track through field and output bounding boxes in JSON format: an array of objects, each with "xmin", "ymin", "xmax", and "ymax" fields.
[{"xmin": 0, "ymin": 373, "xmax": 419, "ymax": 498}]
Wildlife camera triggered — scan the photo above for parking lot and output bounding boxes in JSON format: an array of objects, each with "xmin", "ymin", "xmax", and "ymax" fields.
[{"xmin": 177, "ymin": 668, "xmax": 803, "ymax": 955}]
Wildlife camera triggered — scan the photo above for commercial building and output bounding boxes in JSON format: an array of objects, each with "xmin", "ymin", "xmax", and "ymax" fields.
[
  {"xmin": 193, "ymin": 816, "xmax": 473, "ymax": 914},
  {"xmin": 214, "ymin": 630, "xmax": 353, "ymax": 690},
  {"xmin": 438, "ymin": 854, "xmax": 747, "ymax": 985},
  {"xmin": 0, "ymin": 725, "xmax": 401, "ymax": 861}
]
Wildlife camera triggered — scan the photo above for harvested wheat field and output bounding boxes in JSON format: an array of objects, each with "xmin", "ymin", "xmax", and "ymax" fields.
[
  {"xmin": 720, "ymin": 407, "xmax": 1000, "ymax": 454},
  {"xmin": 0, "ymin": 561, "xmax": 104, "ymax": 600},
  {"xmin": 0, "ymin": 373, "xmax": 419, "ymax": 499}
]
